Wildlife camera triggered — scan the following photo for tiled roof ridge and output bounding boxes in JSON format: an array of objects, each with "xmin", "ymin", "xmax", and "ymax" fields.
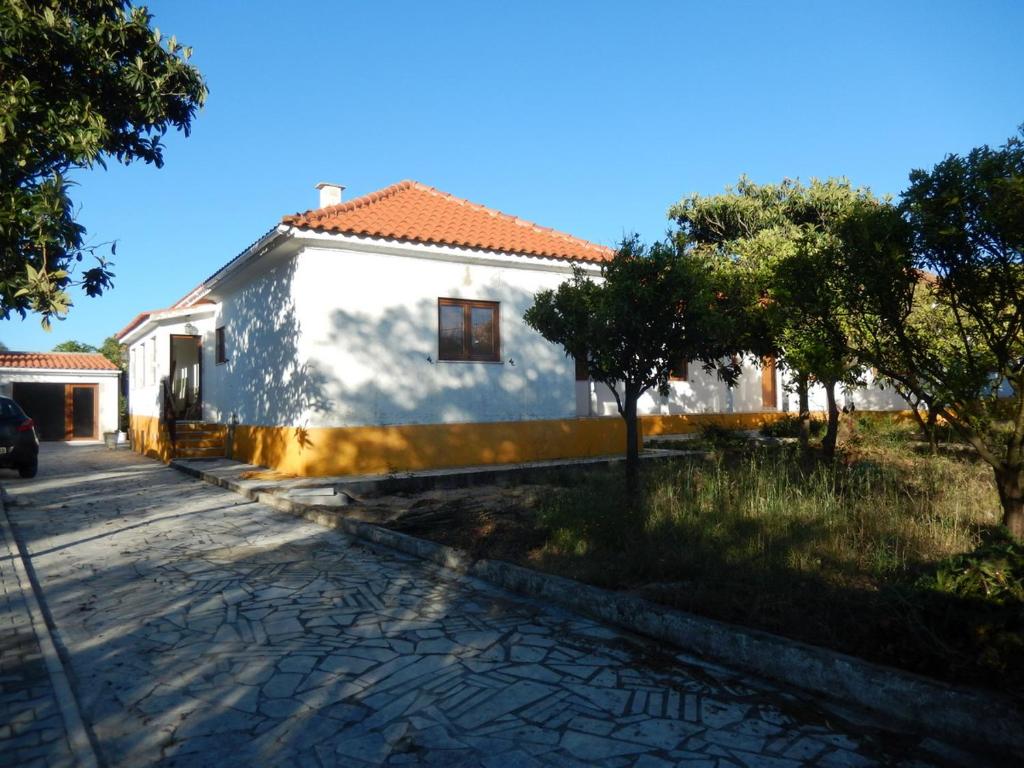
[
  {"xmin": 282, "ymin": 179, "xmax": 613, "ymax": 259},
  {"xmin": 413, "ymin": 181, "xmax": 611, "ymax": 254},
  {"xmin": 0, "ymin": 351, "xmax": 120, "ymax": 371}
]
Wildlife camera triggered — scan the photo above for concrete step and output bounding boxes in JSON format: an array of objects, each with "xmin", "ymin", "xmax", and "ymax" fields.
[
  {"xmin": 174, "ymin": 437, "xmax": 225, "ymax": 449},
  {"xmin": 175, "ymin": 447, "xmax": 226, "ymax": 459},
  {"xmin": 175, "ymin": 422, "xmax": 227, "ymax": 433}
]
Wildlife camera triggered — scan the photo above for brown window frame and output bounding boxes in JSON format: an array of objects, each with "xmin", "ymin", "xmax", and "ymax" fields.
[
  {"xmin": 437, "ymin": 298, "xmax": 501, "ymax": 362},
  {"xmin": 574, "ymin": 354, "xmax": 589, "ymax": 381},
  {"xmin": 669, "ymin": 357, "xmax": 689, "ymax": 381},
  {"xmin": 215, "ymin": 326, "xmax": 227, "ymax": 365}
]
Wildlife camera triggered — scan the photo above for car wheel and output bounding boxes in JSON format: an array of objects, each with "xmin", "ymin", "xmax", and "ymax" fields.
[{"xmin": 18, "ymin": 460, "xmax": 37, "ymax": 479}]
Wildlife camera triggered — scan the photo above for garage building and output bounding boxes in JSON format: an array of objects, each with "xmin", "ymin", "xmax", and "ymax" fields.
[{"xmin": 0, "ymin": 352, "xmax": 121, "ymax": 440}]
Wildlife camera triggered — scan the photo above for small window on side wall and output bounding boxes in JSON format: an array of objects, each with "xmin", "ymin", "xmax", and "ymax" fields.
[
  {"xmin": 438, "ymin": 298, "xmax": 500, "ymax": 362},
  {"xmin": 215, "ymin": 327, "xmax": 227, "ymax": 364},
  {"xmin": 574, "ymin": 354, "xmax": 589, "ymax": 381},
  {"xmin": 669, "ymin": 357, "xmax": 688, "ymax": 381}
]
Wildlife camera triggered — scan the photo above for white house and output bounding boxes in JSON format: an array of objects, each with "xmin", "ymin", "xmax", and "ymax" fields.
[
  {"xmin": 0, "ymin": 352, "xmax": 121, "ymax": 440},
  {"xmin": 116, "ymin": 180, "xmax": 906, "ymax": 474}
]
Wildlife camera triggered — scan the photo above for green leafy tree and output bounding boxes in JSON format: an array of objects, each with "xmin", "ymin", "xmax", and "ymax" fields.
[
  {"xmin": 52, "ymin": 339, "xmax": 96, "ymax": 353},
  {"xmin": 671, "ymin": 178, "xmax": 881, "ymax": 458},
  {"xmin": 98, "ymin": 335, "xmax": 125, "ymax": 369},
  {"xmin": 525, "ymin": 235, "xmax": 739, "ymax": 489},
  {"xmin": 839, "ymin": 130, "xmax": 1024, "ymax": 538},
  {"xmin": 0, "ymin": 0, "xmax": 207, "ymax": 327}
]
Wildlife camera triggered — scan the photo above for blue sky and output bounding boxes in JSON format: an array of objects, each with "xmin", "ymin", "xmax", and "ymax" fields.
[{"xmin": 4, "ymin": 0, "xmax": 1022, "ymax": 351}]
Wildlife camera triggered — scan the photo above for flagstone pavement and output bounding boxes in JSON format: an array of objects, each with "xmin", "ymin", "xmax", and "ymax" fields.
[{"xmin": 0, "ymin": 444, "xmax": 964, "ymax": 767}]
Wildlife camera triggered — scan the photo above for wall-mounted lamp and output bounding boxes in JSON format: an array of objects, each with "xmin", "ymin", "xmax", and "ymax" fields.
[
  {"xmin": 426, "ymin": 355, "xmax": 434, "ymax": 364},
  {"xmin": 507, "ymin": 358, "xmax": 515, "ymax": 366},
  {"xmin": 184, "ymin": 322, "xmax": 198, "ymax": 336}
]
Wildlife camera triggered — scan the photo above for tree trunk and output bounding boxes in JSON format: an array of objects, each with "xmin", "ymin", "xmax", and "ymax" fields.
[
  {"xmin": 797, "ymin": 372, "xmax": 810, "ymax": 451},
  {"xmin": 995, "ymin": 465, "xmax": 1024, "ymax": 540},
  {"xmin": 822, "ymin": 380, "xmax": 839, "ymax": 459},
  {"xmin": 925, "ymin": 406, "xmax": 939, "ymax": 456},
  {"xmin": 624, "ymin": 388, "xmax": 640, "ymax": 497}
]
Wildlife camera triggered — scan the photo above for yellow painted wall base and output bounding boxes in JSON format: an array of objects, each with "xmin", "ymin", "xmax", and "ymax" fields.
[
  {"xmin": 641, "ymin": 411, "xmax": 794, "ymax": 437},
  {"xmin": 129, "ymin": 414, "xmax": 174, "ymax": 462},
  {"xmin": 132, "ymin": 410, "xmax": 916, "ymax": 478},
  {"xmin": 231, "ymin": 417, "xmax": 628, "ymax": 477}
]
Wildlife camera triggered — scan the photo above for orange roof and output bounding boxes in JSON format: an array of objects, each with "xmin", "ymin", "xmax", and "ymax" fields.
[
  {"xmin": 115, "ymin": 310, "xmax": 157, "ymax": 341},
  {"xmin": 281, "ymin": 180, "xmax": 614, "ymax": 263},
  {"xmin": 0, "ymin": 352, "xmax": 119, "ymax": 371}
]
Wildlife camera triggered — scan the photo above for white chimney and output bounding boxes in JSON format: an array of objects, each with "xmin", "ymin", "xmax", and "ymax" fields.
[{"xmin": 315, "ymin": 182, "xmax": 345, "ymax": 208}]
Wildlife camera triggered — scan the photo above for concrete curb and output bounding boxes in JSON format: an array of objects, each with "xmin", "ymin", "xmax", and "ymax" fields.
[
  {"xmin": 173, "ymin": 459, "xmax": 1024, "ymax": 759},
  {"xmin": 0, "ymin": 492, "xmax": 100, "ymax": 768}
]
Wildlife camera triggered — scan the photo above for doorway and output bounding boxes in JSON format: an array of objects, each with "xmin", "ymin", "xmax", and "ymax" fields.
[
  {"xmin": 11, "ymin": 382, "xmax": 98, "ymax": 440},
  {"xmin": 761, "ymin": 356, "xmax": 778, "ymax": 409},
  {"xmin": 169, "ymin": 335, "xmax": 202, "ymax": 420},
  {"xmin": 68, "ymin": 385, "xmax": 98, "ymax": 439}
]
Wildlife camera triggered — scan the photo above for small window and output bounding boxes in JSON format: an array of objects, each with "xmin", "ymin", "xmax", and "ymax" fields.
[
  {"xmin": 574, "ymin": 354, "xmax": 589, "ymax": 381},
  {"xmin": 148, "ymin": 337, "xmax": 157, "ymax": 385},
  {"xmin": 215, "ymin": 327, "xmax": 227, "ymax": 364},
  {"xmin": 670, "ymin": 358, "xmax": 688, "ymax": 381},
  {"xmin": 437, "ymin": 299, "xmax": 500, "ymax": 362}
]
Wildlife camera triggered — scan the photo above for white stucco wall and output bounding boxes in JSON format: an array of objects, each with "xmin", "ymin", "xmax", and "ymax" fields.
[
  {"xmin": 0, "ymin": 369, "xmax": 120, "ymax": 435},
  {"xmin": 795, "ymin": 372, "xmax": 912, "ymax": 413},
  {"xmin": 590, "ymin": 355, "xmax": 781, "ymax": 417},
  {"xmin": 122, "ymin": 233, "xmax": 912, "ymax": 430},
  {"xmin": 125, "ymin": 312, "xmax": 216, "ymax": 420},
  {"xmin": 203, "ymin": 245, "xmax": 581, "ymax": 428}
]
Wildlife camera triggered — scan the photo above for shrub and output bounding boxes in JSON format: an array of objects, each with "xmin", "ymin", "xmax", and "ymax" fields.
[
  {"xmin": 922, "ymin": 539, "xmax": 1024, "ymax": 605},
  {"xmin": 759, "ymin": 414, "xmax": 824, "ymax": 439}
]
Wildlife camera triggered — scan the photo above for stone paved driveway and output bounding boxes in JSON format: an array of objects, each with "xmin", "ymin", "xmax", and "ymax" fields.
[
  {"xmin": 0, "ymin": 509, "xmax": 76, "ymax": 767},
  {"xmin": 0, "ymin": 444, "xmax": 957, "ymax": 767}
]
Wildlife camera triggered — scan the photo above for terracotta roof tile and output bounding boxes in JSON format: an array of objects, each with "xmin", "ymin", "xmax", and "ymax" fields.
[
  {"xmin": 115, "ymin": 310, "xmax": 157, "ymax": 341},
  {"xmin": 0, "ymin": 352, "xmax": 119, "ymax": 371},
  {"xmin": 281, "ymin": 180, "xmax": 614, "ymax": 263}
]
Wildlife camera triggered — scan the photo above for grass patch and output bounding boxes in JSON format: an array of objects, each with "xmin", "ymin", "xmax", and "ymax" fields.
[{"xmin": 532, "ymin": 439, "xmax": 1021, "ymax": 694}]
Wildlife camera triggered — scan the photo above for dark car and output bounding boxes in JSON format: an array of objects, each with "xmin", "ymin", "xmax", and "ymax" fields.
[{"xmin": 0, "ymin": 396, "xmax": 39, "ymax": 478}]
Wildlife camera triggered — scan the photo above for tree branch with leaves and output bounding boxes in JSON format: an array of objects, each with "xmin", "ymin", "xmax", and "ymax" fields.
[{"xmin": 0, "ymin": 0, "xmax": 207, "ymax": 326}]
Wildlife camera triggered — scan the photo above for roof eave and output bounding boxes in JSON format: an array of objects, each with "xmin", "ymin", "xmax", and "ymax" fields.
[
  {"xmin": 119, "ymin": 304, "xmax": 218, "ymax": 347},
  {"xmin": 173, "ymin": 225, "xmax": 293, "ymax": 308}
]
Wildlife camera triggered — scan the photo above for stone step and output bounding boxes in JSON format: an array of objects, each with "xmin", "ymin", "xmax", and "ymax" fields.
[
  {"xmin": 175, "ymin": 447, "xmax": 226, "ymax": 459},
  {"xmin": 173, "ymin": 437, "xmax": 225, "ymax": 449}
]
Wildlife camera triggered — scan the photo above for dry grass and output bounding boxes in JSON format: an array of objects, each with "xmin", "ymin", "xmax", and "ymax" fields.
[
  {"xmin": 537, "ymin": 446, "xmax": 997, "ymax": 589},
  {"xmin": 530, "ymin": 420, "xmax": 1019, "ymax": 691}
]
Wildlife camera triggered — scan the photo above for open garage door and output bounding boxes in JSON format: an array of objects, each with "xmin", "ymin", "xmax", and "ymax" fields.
[{"xmin": 12, "ymin": 382, "xmax": 97, "ymax": 441}]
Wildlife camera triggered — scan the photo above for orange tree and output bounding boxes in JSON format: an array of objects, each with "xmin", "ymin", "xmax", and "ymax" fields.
[
  {"xmin": 839, "ymin": 129, "xmax": 1024, "ymax": 538},
  {"xmin": 525, "ymin": 235, "xmax": 742, "ymax": 491}
]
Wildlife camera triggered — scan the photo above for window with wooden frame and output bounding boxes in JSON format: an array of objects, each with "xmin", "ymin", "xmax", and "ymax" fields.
[
  {"xmin": 574, "ymin": 354, "xmax": 589, "ymax": 381},
  {"xmin": 437, "ymin": 298, "xmax": 500, "ymax": 362},
  {"xmin": 215, "ymin": 327, "xmax": 227, "ymax": 364},
  {"xmin": 669, "ymin": 357, "xmax": 689, "ymax": 381}
]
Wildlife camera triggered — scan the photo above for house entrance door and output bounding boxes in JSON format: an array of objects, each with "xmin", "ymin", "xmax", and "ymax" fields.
[
  {"xmin": 169, "ymin": 335, "xmax": 202, "ymax": 420},
  {"xmin": 761, "ymin": 356, "xmax": 778, "ymax": 409}
]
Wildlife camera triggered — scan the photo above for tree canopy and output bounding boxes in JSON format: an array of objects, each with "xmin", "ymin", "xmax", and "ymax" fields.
[
  {"xmin": 0, "ymin": 0, "xmax": 207, "ymax": 326},
  {"xmin": 671, "ymin": 177, "xmax": 886, "ymax": 456},
  {"xmin": 52, "ymin": 339, "xmax": 97, "ymax": 353},
  {"xmin": 837, "ymin": 129, "xmax": 1024, "ymax": 536},
  {"xmin": 525, "ymin": 235, "xmax": 739, "ymax": 485}
]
